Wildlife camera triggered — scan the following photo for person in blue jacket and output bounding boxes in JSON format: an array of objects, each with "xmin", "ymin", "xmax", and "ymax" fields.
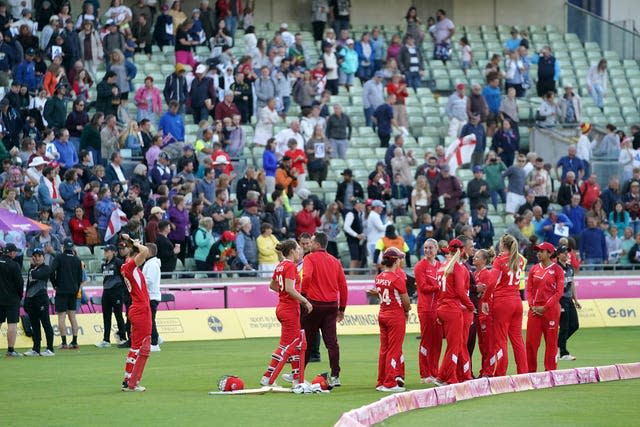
[{"xmin": 536, "ymin": 206, "xmax": 573, "ymax": 247}]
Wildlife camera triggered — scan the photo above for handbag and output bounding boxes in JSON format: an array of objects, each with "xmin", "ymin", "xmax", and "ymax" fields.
[{"xmin": 84, "ymin": 226, "xmax": 100, "ymax": 246}]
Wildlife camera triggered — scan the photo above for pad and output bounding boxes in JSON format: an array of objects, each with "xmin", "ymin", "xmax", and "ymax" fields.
[{"xmin": 127, "ymin": 336, "xmax": 151, "ymax": 388}]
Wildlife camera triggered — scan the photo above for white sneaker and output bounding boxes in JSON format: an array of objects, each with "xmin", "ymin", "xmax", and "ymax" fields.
[
  {"xmin": 378, "ymin": 385, "xmax": 406, "ymax": 392},
  {"xmin": 282, "ymin": 373, "xmax": 294, "ymax": 383},
  {"xmin": 150, "ymin": 345, "xmax": 161, "ymax": 352},
  {"xmin": 40, "ymin": 349, "xmax": 55, "ymax": 357},
  {"xmin": 329, "ymin": 376, "xmax": 341, "ymax": 387},
  {"xmin": 559, "ymin": 354, "xmax": 576, "ymax": 361},
  {"xmin": 157, "ymin": 336, "xmax": 164, "ymax": 345},
  {"xmin": 23, "ymin": 350, "xmax": 40, "ymax": 357},
  {"xmin": 433, "ymin": 379, "xmax": 448, "ymax": 387},
  {"xmin": 122, "ymin": 385, "xmax": 146, "ymax": 392},
  {"xmin": 420, "ymin": 376, "xmax": 435, "ymax": 384},
  {"xmin": 6, "ymin": 351, "xmax": 23, "ymax": 357},
  {"xmin": 375, "ymin": 385, "xmax": 384, "ymax": 391},
  {"xmin": 95, "ymin": 341, "xmax": 111, "ymax": 348},
  {"xmin": 116, "ymin": 338, "xmax": 128, "ymax": 346},
  {"xmin": 259, "ymin": 376, "xmax": 273, "ymax": 387},
  {"xmin": 395, "ymin": 376, "xmax": 405, "ymax": 387}
]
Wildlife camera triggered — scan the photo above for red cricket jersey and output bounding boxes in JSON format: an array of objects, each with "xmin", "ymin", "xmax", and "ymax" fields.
[
  {"xmin": 272, "ymin": 259, "xmax": 301, "ymax": 310},
  {"xmin": 474, "ymin": 267, "xmax": 494, "ymax": 305},
  {"xmin": 527, "ymin": 262, "xmax": 565, "ymax": 310},
  {"xmin": 121, "ymin": 258, "xmax": 150, "ymax": 308},
  {"xmin": 375, "ymin": 270, "xmax": 407, "ymax": 316},
  {"xmin": 436, "ymin": 261, "xmax": 474, "ymax": 312},
  {"xmin": 489, "ymin": 253, "xmax": 525, "ymax": 300},
  {"xmin": 301, "ymin": 250, "xmax": 348, "ymax": 310},
  {"xmin": 414, "ymin": 258, "xmax": 440, "ymax": 312}
]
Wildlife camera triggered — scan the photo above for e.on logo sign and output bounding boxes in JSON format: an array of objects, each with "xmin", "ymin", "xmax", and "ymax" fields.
[{"xmin": 607, "ymin": 307, "xmax": 637, "ymax": 318}]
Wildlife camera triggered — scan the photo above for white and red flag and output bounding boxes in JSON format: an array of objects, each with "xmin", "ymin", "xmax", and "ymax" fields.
[{"xmin": 104, "ymin": 208, "xmax": 128, "ymax": 242}]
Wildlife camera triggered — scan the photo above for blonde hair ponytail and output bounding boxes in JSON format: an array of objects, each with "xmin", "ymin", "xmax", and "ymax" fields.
[
  {"xmin": 443, "ymin": 248, "xmax": 461, "ymax": 278},
  {"xmin": 501, "ymin": 234, "xmax": 519, "ymax": 272}
]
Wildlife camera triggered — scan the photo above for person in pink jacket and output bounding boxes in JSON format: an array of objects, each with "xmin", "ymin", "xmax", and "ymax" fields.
[{"xmin": 134, "ymin": 76, "xmax": 163, "ymax": 122}]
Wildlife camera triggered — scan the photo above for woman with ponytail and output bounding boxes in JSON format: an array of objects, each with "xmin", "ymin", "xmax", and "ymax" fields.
[
  {"xmin": 374, "ymin": 247, "xmax": 411, "ymax": 392},
  {"xmin": 261, "ymin": 239, "xmax": 313, "ymax": 387},
  {"xmin": 487, "ymin": 234, "xmax": 528, "ymax": 376},
  {"xmin": 414, "ymin": 238, "xmax": 442, "ymax": 383},
  {"xmin": 473, "ymin": 247, "xmax": 496, "ymax": 377},
  {"xmin": 434, "ymin": 239, "xmax": 475, "ymax": 386}
]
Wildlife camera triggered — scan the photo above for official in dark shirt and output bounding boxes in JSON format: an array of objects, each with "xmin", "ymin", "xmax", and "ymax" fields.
[
  {"xmin": 23, "ymin": 248, "xmax": 55, "ymax": 356},
  {"xmin": 0, "ymin": 243, "xmax": 25, "ymax": 357},
  {"xmin": 95, "ymin": 244, "xmax": 128, "ymax": 348},
  {"xmin": 49, "ymin": 239, "xmax": 83, "ymax": 349}
]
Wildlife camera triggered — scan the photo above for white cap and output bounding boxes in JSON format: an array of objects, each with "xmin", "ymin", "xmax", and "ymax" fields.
[
  {"xmin": 280, "ymin": 23, "xmax": 288, "ymax": 29},
  {"xmin": 346, "ymin": 38, "xmax": 354, "ymax": 44},
  {"xmin": 195, "ymin": 63, "xmax": 208, "ymax": 74}
]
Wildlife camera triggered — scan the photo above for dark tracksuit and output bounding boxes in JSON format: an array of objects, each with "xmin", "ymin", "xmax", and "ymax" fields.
[
  {"xmin": 0, "ymin": 255, "xmax": 24, "ymax": 324},
  {"xmin": 101, "ymin": 257, "xmax": 127, "ymax": 343},
  {"xmin": 25, "ymin": 264, "xmax": 54, "ymax": 353},
  {"xmin": 558, "ymin": 261, "xmax": 579, "ymax": 356}
]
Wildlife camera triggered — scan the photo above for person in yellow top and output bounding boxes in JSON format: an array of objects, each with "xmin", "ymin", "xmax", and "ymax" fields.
[
  {"xmin": 373, "ymin": 225, "xmax": 411, "ymax": 270},
  {"xmin": 257, "ymin": 223, "xmax": 280, "ymax": 278},
  {"xmin": 519, "ymin": 253, "xmax": 527, "ymax": 300}
]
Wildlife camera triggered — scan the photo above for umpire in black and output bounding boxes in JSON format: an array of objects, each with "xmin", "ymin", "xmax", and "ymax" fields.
[
  {"xmin": 23, "ymin": 248, "xmax": 55, "ymax": 357},
  {"xmin": 0, "ymin": 243, "xmax": 24, "ymax": 357},
  {"xmin": 50, "ymin": 239, "xmax": 83, "ymax": 349},
  {"xmin": 95, "ymin": 244, "xmax": 127, "ymax": 348}
]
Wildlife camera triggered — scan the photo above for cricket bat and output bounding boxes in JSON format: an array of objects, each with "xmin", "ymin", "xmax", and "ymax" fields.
[
  {"xmin": 208, "ymin": 386, "xmax": 272, "ymax": 395},
  {"xmin": 269, "ymin": 386, "xmax": 293, "ymax": 393}
]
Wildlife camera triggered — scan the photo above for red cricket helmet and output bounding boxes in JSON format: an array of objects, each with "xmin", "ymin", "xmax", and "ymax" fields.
[
  {"xmin": 218, "ymin": 375, "xmax": 245, "ymax": 392},
  {"xmin": 311, "ymin": 373, "xmax": 333, "ymax": 391}
]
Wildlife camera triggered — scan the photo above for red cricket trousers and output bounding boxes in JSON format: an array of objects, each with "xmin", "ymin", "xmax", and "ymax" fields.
[
  {"xmin": 277, "ymin": 304, "xmax": 301, "ymax": 345},
  {"xmin": 492, "ymin": 297, "xmax": 528, "ymax": 376},
  {"xmin": 526, "ymin": 306, "xmax": 560, "ymax": 372},
  {"xmin": 418, "ymin": 310, "xmax": 442, "ymax": 379},
  {"xmin": 436, "ymin": 308, "xmax": 464, "ymax": 384},
  {"xmin": 129, "ymin": 306, "xmax": 152, "ymax": 350},
  {"xmin": 377, "ymin": 313, "xmax": 406, "ymax": 388},
  {"xmin": 477, "ymin": 310, "xmax": 494, "ymax": 377},
  {"xmin": 456, "ymin": 310, "xmax": 473, "ymax": 381}
]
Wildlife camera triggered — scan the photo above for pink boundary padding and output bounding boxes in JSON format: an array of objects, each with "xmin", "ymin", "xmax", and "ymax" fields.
[{"xmin": 334, "ymin": 364, "xmax": 640, "ymax": 427}]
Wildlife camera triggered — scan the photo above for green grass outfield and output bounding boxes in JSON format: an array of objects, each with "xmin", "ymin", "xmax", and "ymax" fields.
[{"xmin": 1, "ymin": 327, "xmax": 638, "ymax": 427}]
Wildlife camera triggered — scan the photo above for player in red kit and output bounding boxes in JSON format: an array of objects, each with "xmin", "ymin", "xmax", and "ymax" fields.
[
  {"xmin": 119, "ymin": 234, "xmax": 152, "ymax": 392},
  {"xmin": 261, "ymin": 239, "xmax": 312, "ymax": 386},
  {"xmin": 434, "ymin": 240, "xmax": 475, "ymax": 386},
  {"xmin": 414, "ymin": 238, "xmax": 441, "ymax": 383},
  {"xmin": 526, "ymin": 242, "xmax": 564, "ymax": 372},
  {"xmin": 487, "ymin": 234, "xmax": 528, "ymax": 376},
  {"xmin": 472, "ymin": 247, "xmax": 496, "ymax": 377},
  {"xmin": 374, "ymin": 248, "xmax": 411, "ymax": 392}
]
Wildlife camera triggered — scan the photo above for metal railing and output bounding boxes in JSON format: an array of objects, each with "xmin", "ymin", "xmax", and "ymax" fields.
[{"xmin": 566, "ymin": 2, "xmax": 640, "ymax": 60}]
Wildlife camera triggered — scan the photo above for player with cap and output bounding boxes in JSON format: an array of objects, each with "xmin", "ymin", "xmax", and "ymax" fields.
[
  {"xmin": 119, "ymin": 234, "xmax": 152, "ymax": 392},
  {"xmin": 95, "ymin": 244, "xmax": 128, "ymax": 348},
  {"xmin": 23, "ymin": 248, "xmax": 55, "ymax": 356},
  {"xmin": 374, "ymin": 247, "xmax": 411, "ymax": 392},
  {"xmin": 49, "ymin": 239, "xmax": 83, "ymax": 349},
  {"xmin": 526, "ymin": 241, "xmax": 565, "ymax": 372},
  {"xmin": 260, "ymin": 239, "xmax": 312, "ymax": 387},
  {"xmin": 0, "ymin": 243, "xmax": 25, "ymax": 356},
  {"xmin": 555, "ymin": 245, "xmax": 581, "ymax": 361},
  {"xmin": 434, "ymin": 239, "xmax": 475, "ymax": 386}
]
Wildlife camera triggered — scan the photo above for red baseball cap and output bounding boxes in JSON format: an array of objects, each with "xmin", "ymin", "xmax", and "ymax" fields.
[
  {"xmin": 534, "ymin": 242, "xmax": 556, "ymax": 252},
  {"xmin": 382, "ymin": 247, "xmax": 405, "ymax": 261},
  {"xmin": 448, "ymin": 239, "xmax": 464, "ymax": 251}
]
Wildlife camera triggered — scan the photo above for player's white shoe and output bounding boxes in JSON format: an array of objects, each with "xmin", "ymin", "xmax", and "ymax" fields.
[
  {"xmin": 281, "ymin": 373, "xmax": 294, "ymax": 383},
  {"xmin": 420, "ymin": 376, "xmax": 435, "ymax": 384},
  {"xmin": 122, "ymin": 385, "xmax": 146, "ymax": 392},
  {"xmin": 150, "ymin": 345, "xmax": 161, "ymax": 352},
  {"xmin": 433, "ymin": 379, "xmax": 448, "ymax": 387},
  {"xmin": 329, "ymin": 376, "xmax": 341, "ymax": 387},
  {"xmin": 559, "ymin": 354, "xmax": 576, "ymax": 361},
  {"xmin": 95, "ymin": 341, "xmax": 111, "ymax": 348},
  {"xmin": 260, "ymin": 376, "xmax": 275, "ymax": 387},
  {"xmin": 158, "ymin": 336, "xmax": 164, "ymax": 345},
  {"xmin": 40, "ymin": 349, "xmax": 55, "ymax": 357},
  {"xmin": 23, "ymin": 350, "xmax": 40, "ymax": 357},
  {"xmin": 378, "ymin": 385, "xmax": 406, "ymax": 392}
]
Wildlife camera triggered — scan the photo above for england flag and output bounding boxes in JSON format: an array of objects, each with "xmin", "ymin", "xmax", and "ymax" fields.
[
  {"xmin": 104, "ymin": 208, "xmax": 128, "ymax": 242},
  {"xmin": 445, "ymin": 133, "xmax": 477, "ymax": 174}
]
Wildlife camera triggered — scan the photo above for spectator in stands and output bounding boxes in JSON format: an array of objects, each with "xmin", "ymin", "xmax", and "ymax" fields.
[
  {"xmin": 484, "ymin": 151, "xmax": 506, "ymax": 210},
  {"xmin": 386, "ymin": 73, "xmax": 409, "ymax": 129},
  {"xmin": 370, "ymin": 27, "xmax": 386, "ymax": 72},
  {"xmin": 415, "ymin": 153, "xmax": 440, "ymax": 191},
  {"xmin": 322, "ymin": 41, "xmax": 339, "ymax": 95},
  {"xmin": 601, "ymin": 176, "xmax": 622, "ymax": 216},
  {"xmin": 527, "ymin": 156, "xmax": 552, "ymax": 213},
  {"xmin": 159, "ymin": 100, "xmax": 185, "ymax": 145},
  {"xmin": 162, "ymin": 64, "xmax": 188, "ymax": 114},
  {"xmin": 105, "ymin": 151, "xmax": 128, "ymax": 193},
  {"xmin": 235, "ymin": 216, "xmax": 257, "ymax": 273},
  {"xmin": 555, "ymin": 144, "xmax": 584, "ymax": 182},
  {"xmin": 156, "ymin": 220, "xmax": 179, "ymax": 275},
  {"xmin": 460, "ymin": 114, "xmax": 486, "ymax": 169},
  {"xmin": 558, "ymin": 83, "xmax": 582, "ymax": 124},
  {"xmin": 482, "ymin": 72, "xmax": 501, "ymax": 116},
  {"xmin": 95, "ymin": 187, "xmax": 116, "ymax": 243},
  {"xmin": 325, "ymin": 104, "xmax": 352, "ymax": 159},
  {"xmin": 504, "ymin": 27, "xmax": 521, "ymax": 52},
  {"xmin": 556, "ymin": 171, "xmax": 578, "ymax": 207},
  {"xmin": 363, "ymin": 71, "xmax": 384, "ymax": 128},
  {"xmin": 532, "ymin": 45, "xmax": 560, "ymax": 97},
  {"xmin": 491, "ymin": 119, "xmax": 519, "ymax": 167},
  {"xmin": 619, "ymin": 137, "xmax": 637, "ymax": 184},
  {"xmin": 586, "ymin": 59, "xmax": 607, "ymax": 111},
  {"xmin": 311, "ymin": 0, "xmax": 328, "ymax": 43},
  {"xmin": 504, "ymin": 48, "xmax": 526, "ymax": 98},
  {"xmin": 397, "ymin": 34, "xmax": 423, "ymax": 93},
  {"xmin": 295, "ymin": 198, "xmax": 321, "ymax": 239},
  {"xmin": 334, "ymin": 167, "xmax": 363, "ymax": 215},
  {"xmin": 536, "ymin": 91, "xmax": 559, "ymax": 128},
  {"xmin": 580, "ymin": 173, "xmax": 601, "ymax": 210},
  {"xmin": 99, "ymin": 114, "xmax": 120, "ymax": 164},
  {"xmin": 275, "ymin": 156, "xmax": 298, "ymax": 199},
  {"xmin": 330, "ymin": 0, "xmax": 351, "ymax": 35},
  {"xmin": 537, "ymin": 206, "xmax": 573, "ymax": 247},
  {"xmin": 580, "ymin": 215, "xmax": 607, "ymax": 270},
  {"xmin": 445, "ymin": 83, "xmax": 467, "ymax": 139},
  {"xmin": 466, "ymin": 83, "xmax": 488, "ymax": 123},
  {"xmin": 609, "ymin": 202, "xmax": 630, "ymax": 238},
  {"xmin": 354, "ymin": 32, "xmax": 374, "ymax": 83},
  {"xmin": 255, "ymin": 98, "xmax": 281, "ymax": 147},
  {"xmin": 53, "ymin": 130, "xmax": 78, "ymax": 171},
  {"xmin": 43, "ymin": 83, "xmax": 67, "ymax": 130},
  {"xmin": 255, "ymin": 65, "xmax": 278, "ymax": 111},
  {"xmin": 305, "ymin": 124, "xmax": 330, "ymax": 186},
  {"xmin": 275, "ymin": 121, "xmax": 304, "ymax": 158},
  {"xmin": 373, "ymin": 94, "xmax": 397, "ymax": 148},
  {"xmin": 620, "ymin": 227, "xmax": 635, "ymax": 267},
  {"xmin": 563, "ymin": 194, "xmax": 586, "ymax": 239},
  {"xmin": 338, "ymin": 38, "xmax": 358, "ymax": 93},
  {"xmin": 430, "ymin": 8, "xmax": 455, "ymax": 60},
  {"xmin": 502, "ymin": 154, "xmax": 527, "ymax": 215},
  {"xmin": 59, "ymin": 169, "xmax": 82, "ymax": 222},
  {"xmin": 467, "ymin": 166, "xmax": 490, "ymax": 211},
  {"xmin": 592, "ymin": 123, "xmax": 621, "ymax": 160},
  {"xmin": 411, "ymin": 175, "xmax": 431, "ymax": 227},
  {"xmin": 256, "ymin": 222, "xmax": 279, "ymax": 277},
  {"xmin": 241, "ymin": 200, "xmax": 262, "ymax": 239},
  {"xmin": 434, "ymin": 164, "xmax": 462, "ymax": 215},
  {"xmin": 472, "ymin": 204, "xmax": 494, "ymax": 249},
  {"xmin": 605, "ymin": 225, "xmax": 623, "ymax": 265}
]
